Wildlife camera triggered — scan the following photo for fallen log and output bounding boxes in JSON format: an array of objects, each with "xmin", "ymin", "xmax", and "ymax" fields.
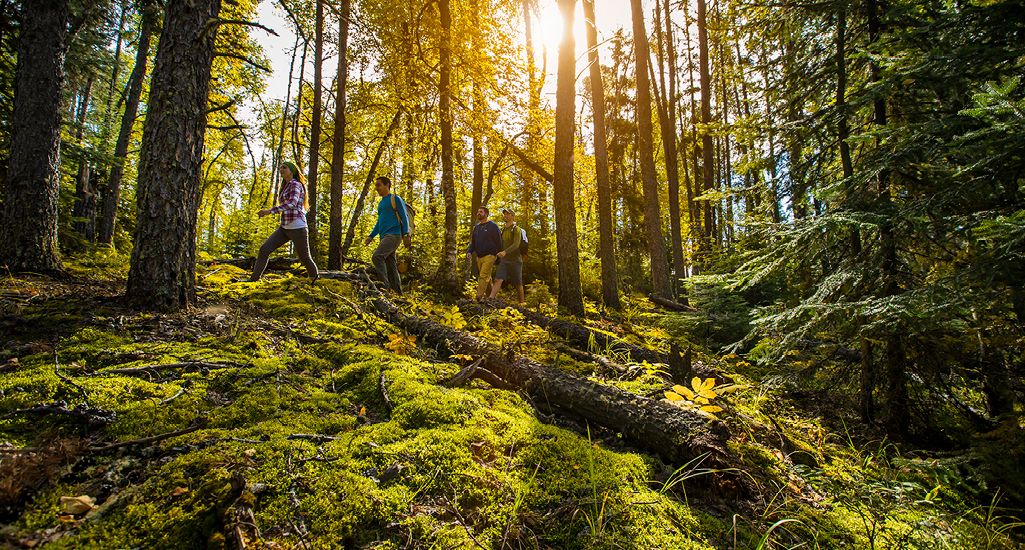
[
  {"xmin": 367, "ymin": 292, "xmax": 731, "ymax": 464},
  {"xmin": 648, "ymin": 293, "xmax": 696, "ymax": 312},
  {"xmin": 460, "ymin": 300, "xmax": 728, "ymax": 385},
  {"xmin": 200, "ymin": 255, "xmax": 372, "ymax": 271}
]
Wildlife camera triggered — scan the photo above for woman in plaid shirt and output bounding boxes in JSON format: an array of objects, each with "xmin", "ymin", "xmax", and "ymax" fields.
[{"xmin": 247, "ymin": 161, "xmax": 319, "ymax": 282}]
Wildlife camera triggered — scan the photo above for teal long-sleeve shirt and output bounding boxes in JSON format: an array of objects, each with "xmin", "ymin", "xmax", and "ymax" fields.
[{"xmin": 368, "ymin": 194, "xmax": 410, "ymax": 239}]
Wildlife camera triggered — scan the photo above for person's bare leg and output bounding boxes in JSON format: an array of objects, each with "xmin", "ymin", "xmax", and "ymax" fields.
[
  {"xmin": 490, "ymin": 279, "xmax": 504, "ymax": 299},
  {"xmin": 516, "ymin": 285, "xmax": 524, "ymax": 304}
]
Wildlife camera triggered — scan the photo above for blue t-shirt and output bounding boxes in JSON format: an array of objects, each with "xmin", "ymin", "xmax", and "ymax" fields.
[{"xmin": 369, "ymin": 194, "xmax": 410, "ymax": 239}]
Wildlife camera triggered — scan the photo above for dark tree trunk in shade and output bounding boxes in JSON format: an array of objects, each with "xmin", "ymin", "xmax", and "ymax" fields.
[
  {"xmin": 72, "ymin": 77, "xmax": 95, "ymax": 243},
  {"xmin": 435, "ymin": 0, "xmax": 460, "ymax": 293},
  {"xmin": 655, "ymin": 0, "xmax": 685, "ymax": 301},
  {"xmin": 631, "ymin": 0, "xmax": 672, "ymax": 299},
  {"xmin": 0, "ymin": 0, "xmax": 68, "ymax": 273},
  {"xmin": 582, "ymin": 0, "xmax": 619, "ymax": 310},
  {"xmin": 98, "ymin": 4, "xmax": 154, "ymax": 247},
  {"xmin": 125, "ymin": 0, "xmax": 222, "ymax": 312},
  {"xmin": 327, "ymin": 0, "xmax": 349, "ymax": 270},
  {"xmin": 306, "ymin": 0, "xmax": 324, "ymax": 259},
  {"xmin": 553, "ymin": 0, "xmax": 583, "ymax": 315},
  {"xmin": 697, "ymin": 0, "xmax": 714, "ymax": 270}
]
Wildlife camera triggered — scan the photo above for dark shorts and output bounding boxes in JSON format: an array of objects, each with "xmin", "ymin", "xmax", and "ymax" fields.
[{"xmin": 495, "ymin": 256, "xmax": 522, "ymax": 286}]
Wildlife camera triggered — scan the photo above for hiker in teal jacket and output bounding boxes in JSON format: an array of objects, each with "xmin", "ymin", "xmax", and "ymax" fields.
[{"xmin": 364, "ymin": 176, "xmax": 409, "ymax": 294}]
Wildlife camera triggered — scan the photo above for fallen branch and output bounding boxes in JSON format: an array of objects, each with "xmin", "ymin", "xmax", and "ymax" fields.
[
  {"xmin": 91, "ymin": 361, "xmax": 251, "ymax": 376},
  {"xmin": 380, "ymin": 373, "xmax": 394, "ymax": 414},
  {"xmin": 54, "ymin": 349, "xmax": 90, "ymax": 404},
  {"xmin": 648, "ymin": 293, "xmax": 696, "ymax": 312},
  {"xmin": 88, "ymin": 417, "xmax": 208, "ymax": 453},
  {"xmin": 2, "ymin": 402, "xmax": 116, "ymax": 429}
]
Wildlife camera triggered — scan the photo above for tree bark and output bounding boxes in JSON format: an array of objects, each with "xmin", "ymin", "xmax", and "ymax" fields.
[
  {"xmin": 339, "ymin": 110, "xmax": 402, "ymax": 258},
  {"xmin": 697, "ymin": 0, "xmax": 714, "ymax": 271},
  {"xmin": 328, "ymin": 0, "xmax": 349, "ymax": 270},
  {"xmin": 0, "ymin": 0, "xmax": 68, "ymax": 273},
  {"xmin": 98, "ymin": 3, "xmax": 155, "ymax": 247},
  {"xmin": 371, "ymin": 294, "xmax": 730, "ymax": 464},
  {"xmin": 631, "ymin": 0, "xmax": 673, "ymax": 299},
  {"xmin": 655, "ymin": 0, "xmax": 685, "ymax": 301},
  {"xmin": 434, "ymin": 0, "xmax": 460, "ymax": 293},
  {"xmin": 306, "ymin": 0, "xmax": 325, "ymax": 259},
  {"xmin": 553, "ymin": 0, "xmax": 583, "ymax": 315},
  {"xmin": 72, "ymin": 77, "xmax": 96, "ymax": 243},
  {"xmin": 125, "ymin": 0, "xmax": 222, "ymax": 311},
  {"xmin": 582, "ymin": 0, "xmax": 620, "ymax": 310}
]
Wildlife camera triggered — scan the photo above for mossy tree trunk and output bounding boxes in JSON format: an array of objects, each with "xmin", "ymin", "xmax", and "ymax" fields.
[
  {"xmin": 125, "ymin": 0, "xmax": 221, "ymax": 311},
  {"xmin": 0, "ymin": 0, "xmax": 68, "ymax": 274}
]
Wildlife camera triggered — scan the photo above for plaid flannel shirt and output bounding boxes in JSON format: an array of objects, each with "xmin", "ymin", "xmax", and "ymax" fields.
[{"xmin": 270, "ymin": 179, "xmax": 306, "ymax": 226}]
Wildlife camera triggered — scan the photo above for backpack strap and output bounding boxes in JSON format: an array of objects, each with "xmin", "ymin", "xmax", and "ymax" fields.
[{"xmin": 390, "ymin": 194, "xmax": 406, "ymax": 234}]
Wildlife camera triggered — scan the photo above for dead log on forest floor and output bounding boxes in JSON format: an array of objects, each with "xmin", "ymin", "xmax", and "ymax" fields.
[
  {"xmin": 200, "ymin": 255, "xmax": 372, "ymax": 271},
  {"xmin": 648, "ymin": 293, "xmax": 696, "ymax": 312},
  {"xmin": 365, "ymin": 292, "xmax": 731, "ymax": 464},
  {"xmin": 459, "ymin": 299, "xmax": 728, "ymax": 385}
]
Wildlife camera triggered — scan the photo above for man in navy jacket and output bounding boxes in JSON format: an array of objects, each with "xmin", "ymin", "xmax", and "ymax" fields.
[{"xmin": 465, "ymin": 206, "xmax": 503, "ymax": 301}]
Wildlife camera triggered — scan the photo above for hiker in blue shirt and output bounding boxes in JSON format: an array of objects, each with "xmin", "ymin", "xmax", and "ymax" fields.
[
  {"xmin": 465, "ymin": 206, "xmax": 503, "ymax": 301},
  {"xmin": 364, "ymin": 176, "xmax": 409, "ymax": 295}
]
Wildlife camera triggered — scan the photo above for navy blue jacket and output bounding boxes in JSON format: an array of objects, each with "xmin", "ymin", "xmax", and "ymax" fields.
[{"xmin": 467, "ymin": 220, "xmax": 503, "ymax": 257}]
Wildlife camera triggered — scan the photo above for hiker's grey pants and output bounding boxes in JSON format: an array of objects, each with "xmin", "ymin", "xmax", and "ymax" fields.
[
  {"xmin": 251, "ymin": 226, "xmax": 319, "ymax": 281},
  {"xmin": 372, "ymin": 233, "xmax": 403, "ymax": 294}
]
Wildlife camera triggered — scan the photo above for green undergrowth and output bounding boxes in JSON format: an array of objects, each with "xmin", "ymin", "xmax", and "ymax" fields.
[{"xmin": 0, "ymin": 264, "xmax": 1022, "ymax": 549}]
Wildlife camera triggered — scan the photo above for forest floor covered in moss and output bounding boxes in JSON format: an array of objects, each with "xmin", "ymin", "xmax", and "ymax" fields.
[{"xmin": 0, "ymin": 254, "xmax": 1022, "ymax": 549}]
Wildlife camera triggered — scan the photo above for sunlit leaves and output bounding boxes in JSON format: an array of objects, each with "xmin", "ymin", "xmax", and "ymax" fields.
[
  {"xmin": 664, "ymin": 377, "xmax": 724, "ymax": 416},
  {"xmin": 385, "ymin": 333, "xmax": 416, "ymax": 355}
]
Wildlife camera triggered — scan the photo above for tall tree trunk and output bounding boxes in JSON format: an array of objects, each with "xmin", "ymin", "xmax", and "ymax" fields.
[
  {"xmin": 328, "ymin": 0, "xmax": 349, "ymax": 270},
  {"xmin": 339, "ymin": 110, "xmax": 402, "ymax": 258},
  {"xmin": 865, "ymin": 0, "xmax": 905, "ymax": 434},
  {"xmin": 697, "ymin": 0, "xmax": 715, "ymax": 272},
  {"xmin": 99, "ymin": 0, "xmax": 127, "ymax": 152},
  {"xmin": 471, "ymin": 84, "xmax": 484, "ymax": 223},
  {"xmin": 631, "ymin": 0, "xmax": 672, "ymax": 299},
  {"xmin": 0, "ymin": 0, "xmax": 67, "ymax": 273},
  {"xmin": 435, "ymin": 0, "xmax": 460, "ymax": 293},
  {"xmin": 680, "ymin": 0, "xmax": 701, "ymax": 270},
  {"xmin": 553, "ymin": 0, "xmax": 583, "ymax": 315},
  {"xmin": 306, "ymin": 0, "xmax": 324, "ymax": 259},
  {"xmin": 655, "ymin": 0, "xmax": 685, "ymax": 300},
  {"xmin": 583, "ymin": 0, "xmax": 620, "ymax": 310},
  {"xmin": 125, "ymin": 0, "xmax": 222, "ymax": 311},
  {"xmin": 72, "ymin": 77, "xmax": 96, "ymax": 242},
  {"xmin": 98, "ymin": 3, "xmax": 154, "ymax": 247}
]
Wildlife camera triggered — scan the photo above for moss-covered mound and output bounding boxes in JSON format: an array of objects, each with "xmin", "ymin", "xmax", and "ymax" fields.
[{"xmin": 0, "ymin": 265, "xmax": 1021, "ymax": 549}]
